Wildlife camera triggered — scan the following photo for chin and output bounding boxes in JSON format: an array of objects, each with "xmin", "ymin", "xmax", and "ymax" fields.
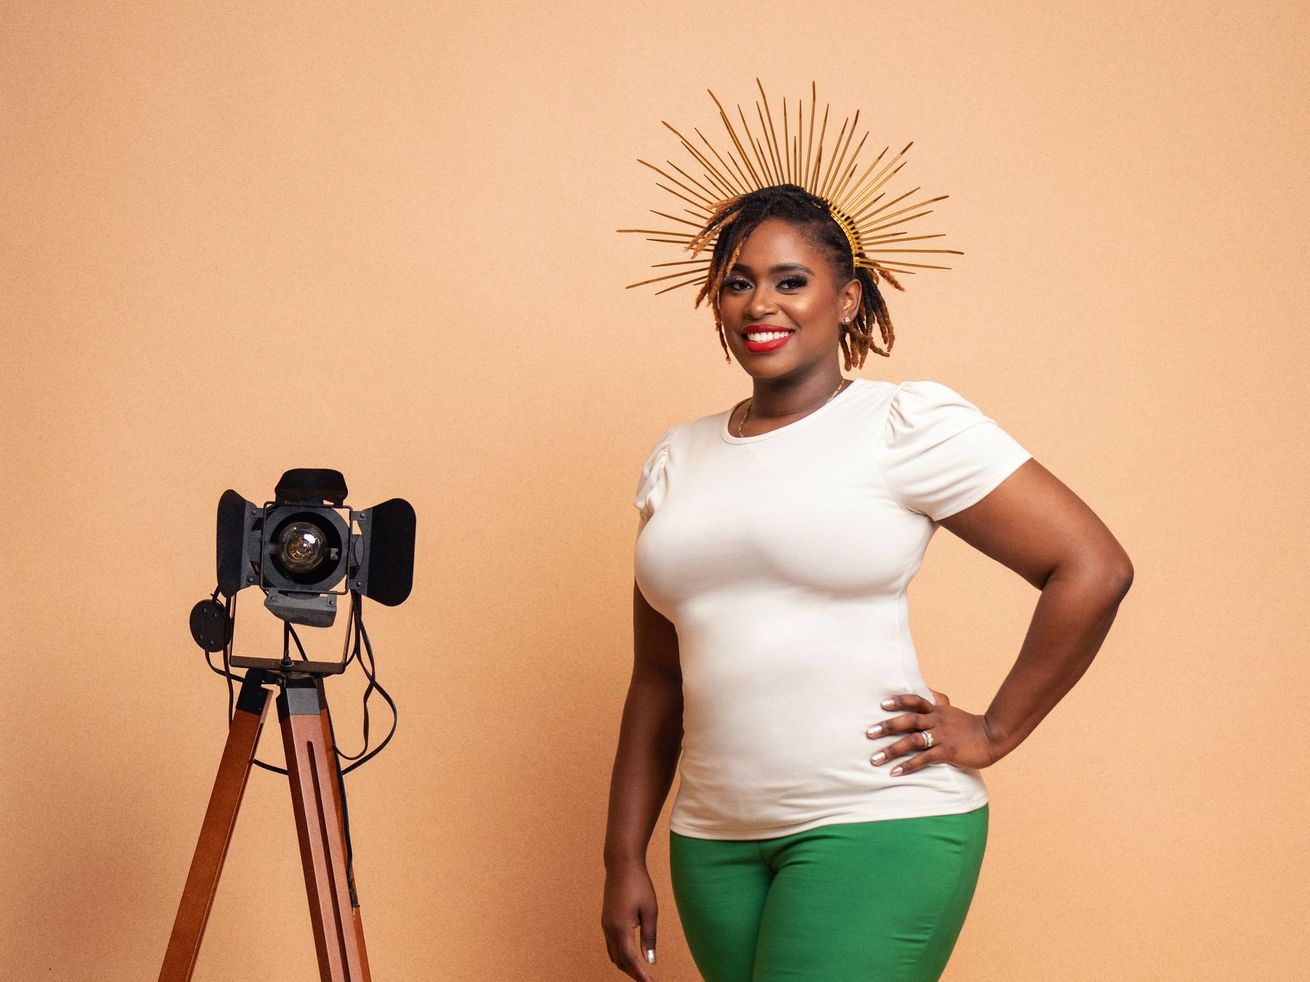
[{"xmin": 740, "ymin": 357, "xmax": 804, "ymax": 379}]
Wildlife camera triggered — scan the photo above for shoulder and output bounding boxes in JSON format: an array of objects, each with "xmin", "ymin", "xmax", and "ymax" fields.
[
  {"xmin": 875, "ymin": 378, "xmax": 1032, "ymax": 520},
  {"xmin": 642, "ymin": 402, "xmax": 736, "ymax": 451},
  {"xmin": 636, "ymin": 423, "xmax": 678, "ymax": 481},
  {"xmin": 634, "ymin": 428, "xmax": 674, "ymax": 521},
  {"xmin": 881, "ymin": 379, "xmax": 998, "ymax": 440},
  {"xmin": 637, "ymin": 414, "xmax": 696, "ymax": 460},
  {"xmin": 886, "ymin": 378, "xmax": 982, "ymax": 414},
  {"xmin": 634, "ymin": 418, "xmax": 695, "ymax": 519},
  {"xmin": 631, "ymin": 403, "xmax": 736, "ymax": 519}
]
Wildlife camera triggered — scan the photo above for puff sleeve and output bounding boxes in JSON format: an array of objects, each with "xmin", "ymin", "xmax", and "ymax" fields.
[
  {"xmin": 879, "ymin": 380, "xmax": 1032, "ymax": 522},
  {"xmin": 634, "ymin": 426, "xmax": 674, "ymax": 529}
]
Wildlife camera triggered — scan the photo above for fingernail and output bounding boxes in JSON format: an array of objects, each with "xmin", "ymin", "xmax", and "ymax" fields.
[
  {"xmin": 866, "ymin": 725, "xmax": 882, "ymax": 737},
  {"xmin": 891, "ymin": 766, "xmax": 903, "ymax": 775},
  {"xmin": 881, "ymin": 698, "xmax": 895, "ymax": 709},
  {"xmin": 871, "ymin": 752, "xmax": 885, "ymax": 763},
  {"xmin": 646, "ymin": 947, "xmax": 656, "ymax": 964}
]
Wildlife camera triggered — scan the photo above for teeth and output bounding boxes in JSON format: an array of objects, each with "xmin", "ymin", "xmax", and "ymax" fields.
[{"xmin": 746, "ymin": 331, "xmax": 793, "ymax": 342}]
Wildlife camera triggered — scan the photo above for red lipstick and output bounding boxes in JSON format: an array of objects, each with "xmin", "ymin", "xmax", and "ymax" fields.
[{"xmin": 742, "ymin": 325, "xmax": 795, "ymax": 354}]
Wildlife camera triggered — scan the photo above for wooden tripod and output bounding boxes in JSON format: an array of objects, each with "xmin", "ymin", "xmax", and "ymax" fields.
[{"xmin": 159, "ymin": 669, "xmax": 372, "ymax": 981}]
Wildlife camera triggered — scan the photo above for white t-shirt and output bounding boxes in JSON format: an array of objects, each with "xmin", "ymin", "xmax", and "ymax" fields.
[{"xmin": 632, "ymin": 377, "xmax": 1033, "ymax": 840}]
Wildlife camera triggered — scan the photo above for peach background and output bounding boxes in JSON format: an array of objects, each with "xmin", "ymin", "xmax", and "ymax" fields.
[{"xmin": 3, "ymin": 2, "xmax": 1307, "ymax": 979}]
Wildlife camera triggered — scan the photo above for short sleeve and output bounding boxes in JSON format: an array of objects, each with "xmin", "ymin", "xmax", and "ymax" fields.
[
  {"xmin": 634, "ymin": 426, "xmax": 674, "ymax": 528},
  {"xmin": 879, "ymin": 380, "xmax": 1032, "ymax": 522}
]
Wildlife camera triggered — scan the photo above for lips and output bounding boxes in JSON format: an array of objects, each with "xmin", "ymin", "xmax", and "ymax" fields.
[{"xmin": 742, "ymin": 325, "xmax": 795, "ymax": 353}]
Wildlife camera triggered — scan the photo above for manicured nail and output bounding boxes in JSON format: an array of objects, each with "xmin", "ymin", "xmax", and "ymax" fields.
[
  {"xmin": 867, "ymin": 725, "xmax": 882, "ymax": 737},
  {"xmin": 891, "ymin": 766, "xmax": 903, "ymax": 776},
  {"xmin": 646, "ymin": 947, "xmax": 656, "ymax": 964},
  {"xmin": 871, "ymin": 752, "xmax": 885, "ymax": 763},
  {"xmin": 881, "ymin": 698, "xmax": 895, "ymax": 709}
]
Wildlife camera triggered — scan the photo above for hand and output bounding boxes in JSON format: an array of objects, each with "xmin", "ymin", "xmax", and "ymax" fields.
[
  {"xmin": 601, "ymin": 864, "xmax": 659, "ymax": 981},
  {"xmin": 866, "ymin": 688, "xmax": 1003, "ymax": 776}
]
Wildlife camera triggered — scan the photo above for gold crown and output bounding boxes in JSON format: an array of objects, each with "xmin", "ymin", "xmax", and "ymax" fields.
[{"xmin": 618, "ymin": 79, "xmax": 963, "ymax": 295}]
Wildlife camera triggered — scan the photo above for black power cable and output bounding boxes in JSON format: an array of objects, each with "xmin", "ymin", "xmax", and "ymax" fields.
[
  {"xmin": 200, "ymin": 586, "xmax": 399, "ymax": 900},
  {"xmin": 201, "ymin": 587, "xmax": 399, "ymax": 777}
]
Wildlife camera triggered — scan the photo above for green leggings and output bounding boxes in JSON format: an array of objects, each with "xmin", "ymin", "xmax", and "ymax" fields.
[{"xmin": 669, "ymin": 804, "xmax": 988, "ymax": 982}]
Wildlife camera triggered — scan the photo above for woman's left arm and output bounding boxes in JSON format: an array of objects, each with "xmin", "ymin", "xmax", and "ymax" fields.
[{"xmin": 872, "ymin": 458, "xmax": 1134, "ymax": 773}]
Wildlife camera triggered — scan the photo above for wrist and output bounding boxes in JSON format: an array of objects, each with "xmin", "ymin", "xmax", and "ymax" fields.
[
  {"xmin": 981, "ymin": 712, "xmax": 1017, "ymax": 762},
  {"xmin": 604, "ymin": 850, "xmax": 648, "ymax": 875}
]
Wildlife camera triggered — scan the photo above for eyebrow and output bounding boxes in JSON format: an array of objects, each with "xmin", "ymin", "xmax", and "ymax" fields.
[{"xmin": 729, "ymin": 262, "xmax": 814, "ymax": 275}]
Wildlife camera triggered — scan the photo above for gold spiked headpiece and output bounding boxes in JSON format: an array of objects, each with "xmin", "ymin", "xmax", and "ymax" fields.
[{"xmin": 618, "ymin": 79, "xmax": 963, "ymax": 297}]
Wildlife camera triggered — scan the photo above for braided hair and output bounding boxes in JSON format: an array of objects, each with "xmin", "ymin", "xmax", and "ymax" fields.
[{"xmin": 688, "ymin": 183, "xmax": 903, "ymax": 370}]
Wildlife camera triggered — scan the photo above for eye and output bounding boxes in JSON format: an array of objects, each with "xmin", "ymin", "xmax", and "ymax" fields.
[
  {"xmin": 778, "ymin": 276, "xmax": 807, "ymax": 291},
  {"xmin": 722, "ymin": 276, "xmax": 752, "ymax": 292}
]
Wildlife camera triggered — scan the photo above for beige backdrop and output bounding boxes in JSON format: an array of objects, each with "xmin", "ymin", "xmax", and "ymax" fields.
[{"xmin": 3, "ymin": 2, "xmax": 1306, "ymax": 979}]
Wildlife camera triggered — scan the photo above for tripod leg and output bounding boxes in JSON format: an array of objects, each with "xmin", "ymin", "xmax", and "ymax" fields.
[
  {"xmin": 280, "ymin": 677, "xmax": 371, "ymax": 982},
  {"xmin": 160, "ymin": 670, "xmax": 273, "ymax": 982},
  {"xmin": 315, "ymin": 696, "xmax": 373, "ymax": 978}
]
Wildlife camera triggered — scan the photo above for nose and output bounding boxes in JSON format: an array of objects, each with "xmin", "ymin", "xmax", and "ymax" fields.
[{"xmin": 745, "ymin": 285, "xmax": 778, "ymax": 319}]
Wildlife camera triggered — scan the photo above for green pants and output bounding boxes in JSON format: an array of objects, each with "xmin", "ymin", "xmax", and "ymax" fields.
[{"xmin": 669, "ymin": 804, "xmax": 988, "ymax": 982}]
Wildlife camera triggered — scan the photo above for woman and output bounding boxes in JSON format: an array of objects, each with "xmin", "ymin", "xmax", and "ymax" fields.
[{"xmin": 601, "ymin": 111, "xmax": 1133, "ymax": 981}]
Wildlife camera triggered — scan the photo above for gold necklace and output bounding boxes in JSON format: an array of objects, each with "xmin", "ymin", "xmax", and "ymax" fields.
[{"xmin": 737, "ymin": 377, "xmax": 849, "ymax": 437}]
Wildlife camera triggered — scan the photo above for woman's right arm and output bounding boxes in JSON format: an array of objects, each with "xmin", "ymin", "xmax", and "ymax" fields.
[{"xmin": 600, "ymin": 579, "xmax": 684, "ymax": 981}]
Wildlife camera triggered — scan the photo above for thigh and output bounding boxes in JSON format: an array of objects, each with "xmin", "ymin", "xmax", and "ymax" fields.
[
  {"xmin": 751, "ymin": 805, "xmax": 989, "ymax": 982},
  {"xmin": 669, "ymin": 830, "xmax": 774, "ymax": 982}
]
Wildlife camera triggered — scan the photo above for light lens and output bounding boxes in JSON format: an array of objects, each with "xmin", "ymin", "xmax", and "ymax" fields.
[{"xmin": 277, "ymin": 521, "xmax": 326, "ymax": 573}]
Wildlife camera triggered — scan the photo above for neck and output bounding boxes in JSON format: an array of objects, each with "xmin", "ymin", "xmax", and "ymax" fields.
[{"xmin": 748, "ymin": 369, "xmax": 846, "ymax": 419}]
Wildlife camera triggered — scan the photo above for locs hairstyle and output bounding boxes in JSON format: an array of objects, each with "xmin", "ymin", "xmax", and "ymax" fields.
[{"xmin": 619, "ymin": 80, "xmax": 963, "ymax": 370}]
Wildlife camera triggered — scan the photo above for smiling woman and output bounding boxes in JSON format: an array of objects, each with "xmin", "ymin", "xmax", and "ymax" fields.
[{"xmin": 602, "ymin": 83, "xmax": 1134, "ymax": 982}]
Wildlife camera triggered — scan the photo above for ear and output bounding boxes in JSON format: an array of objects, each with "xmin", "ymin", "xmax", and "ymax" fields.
[{"xmin": 839, "ymin": 276, "xmax": 863, "ymax": 323}]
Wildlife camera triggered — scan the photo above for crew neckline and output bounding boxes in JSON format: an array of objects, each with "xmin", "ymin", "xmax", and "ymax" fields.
[{"xmin": 720, "ymin": 377, "xmax": 868, "ymax": 444}]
